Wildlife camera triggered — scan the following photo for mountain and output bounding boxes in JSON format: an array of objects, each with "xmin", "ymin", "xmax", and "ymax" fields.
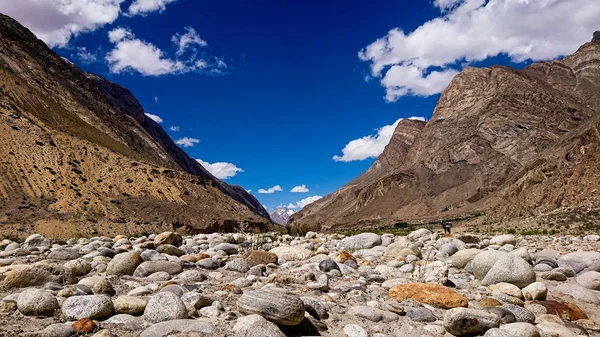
[
  {"xmin": 269, "ymin": 207, "xmax": 296, "ymax": 226},
  {"xmin": 0, "ymin": 13, "xmax": 270, "ymax": 238},
  {"xmin": 291, "ymin": 32, "xmax": 600, "ymax": 231}
]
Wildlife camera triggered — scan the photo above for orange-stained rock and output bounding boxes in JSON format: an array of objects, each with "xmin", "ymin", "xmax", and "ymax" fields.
[
  {"xmin": 197, "ymin": 253, "xmax": 211, "ymax": 260},
  {"xmin": 479, "ymin": 298, "xmax": 502, "ymax": 308},
  {"xmin": 157, "ymin": 280, "xmax": 178, "ymax": 291},
  {"xmin": 180, "ymin": 255, "xmax": 198, "ymax": 263},
  {"xmin": 154, "ymin": 231, "xmax": 182, "ymax": 247},
  {"xmin": 244, "ymin": 250, "xmax": 278, "ymax": 266},
  {"xmin": 222, "ymin": 284, "xmax": 242, "ymax": 294},
  {"xmin": 338, "ymin": 251, "xmax": 356, "ymax": 263},
  {"xmin": 72, "ymin": 318, "xmax": 96, "ymax": 333},
  {"xmin": 389, "ymin": 283, "xmax": 468, "ymax": 309},
  {"xmin": 532, "ymin": 300, "xmax": 588, "ymax": 321}
]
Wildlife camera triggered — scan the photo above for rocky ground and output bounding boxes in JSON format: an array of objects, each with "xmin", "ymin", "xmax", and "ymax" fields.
[{"xmin": 0, "ymin": 230, "xmax": 599, "ymax": 337}]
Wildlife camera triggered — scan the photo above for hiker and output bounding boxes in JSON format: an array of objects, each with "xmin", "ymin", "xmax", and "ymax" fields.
[
  {"xmin": 446, "ymin": 221, "xmax": 453, "ymax": 234},
  {"xmin": 440, "ymin": 220, "xmax": 447, "ymax": 233}
]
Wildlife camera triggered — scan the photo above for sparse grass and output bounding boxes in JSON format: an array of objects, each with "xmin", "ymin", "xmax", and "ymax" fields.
[{"xmin": 286, "ymin": 223, "xmax": 311, "ymax": 237}]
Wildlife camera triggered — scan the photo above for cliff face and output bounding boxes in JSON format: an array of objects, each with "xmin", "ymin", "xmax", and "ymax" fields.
[
  {"xmin": 0, "ymin": 14, "xmax": 269, "ymax": 238},
  {"xmin": 292, "ymin": 36, "xmax": 600, "ymax": 231}
]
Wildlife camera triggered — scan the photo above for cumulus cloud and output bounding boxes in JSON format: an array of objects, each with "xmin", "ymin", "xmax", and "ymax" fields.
[
  {"xmin": 144, "ymin": 113, "xmax": 163, "ymax": 123},
  {"xmin": 0, "ymin": 0, "xmax": 124, "ymax": 48},
  {"xmin": 169, "ymin": 126, "xmax": 180, "ymax": 132},
  {"xmin": 258, "ymin": 185, "xmax": 283, "ymax": 194},
  {"xmin": 333, "ymin": 116, "xmax": 426, "ymax": 162},
  {"xmin": 105, "ymin": 27, "xmax": 227, "ymax": 76},
  {"xmin": 290, "ymin": 185, "xmax": 309, "ymax": 193},
  {"xmin": 288, "ymin": 196, "xmax": 323, "ymax": 209},
  {"xmin": 74, "ymin": 47, "xmax": 98, "ymax": 63},
  {"xmin": 359, "ymin": 0, "xmax": 600, "ymax": 102},
  {"xmin": 196, "ymin": 159, "xmax": 243, "ymax": 180},
  {"xmin": 128, "ymin": 0, "xmax": 177, "ymax": 16},
  {"xmin": 172, "ymin": 26, "xmax": 208, "ymax": 56},
  {"xmin": 174, "ymin": 137, "xmax": 200, "ymax": 147}
]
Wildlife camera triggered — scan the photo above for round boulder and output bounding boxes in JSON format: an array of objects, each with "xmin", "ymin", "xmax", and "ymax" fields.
[
  {"xmin": 237, "ymin": 288, "xmax": 305, "ymax": 326},
  {"xmin": 17, "ymin": 288, "xmax": 59, "ymax": 316},
  {"xmin": 143, "ymin": 292, "xmax": 187, "ymax": 323}
]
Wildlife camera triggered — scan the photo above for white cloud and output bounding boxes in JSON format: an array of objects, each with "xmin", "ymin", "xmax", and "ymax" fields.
[
  {"xmin": 172, "ymin": 26, "xmax": 208, "ymax": 56},
  {"xmin": 105, "ymin": 27, "xmax": 228, "ymax": 76},
  {"xmin": 196, "ymin": 159, "xmax": 243, "ymax": 180},
  {"xmin": 257, "ymin": 185, "xmax": 283, "ymax": 194},
  {"xmin": 290, "ymin": 185, "xmax": 309, "ymax": 193},
  {"xmin": 144, "ymin": 113, "xmax": 163, "ymax": 123},
  {"xmin": 0, "ymin": 0, "xmax": 124, "ymax": 48},
  {"xmin": 75, "ymin": 47, "xmax": 97, "ymax": 63},
  {"xmin": 333, "ymin": 116, "xmax": 426, "ymax": 162},
  {"xmin": 169, "ymin": 126, "xmax": 180, "ymax": 132},
  {"xmin": 359, "ymin": 0, "xmax": 600, "ymax": 102},
  {"xmin": 154, "ymin": 96, "xmax": 159, "ymax": 103},
  {"xmin": 246, "ymin": 189, "xmax": 252, "ymax": 193},
  {"xmin": 174, "ymin": 137, "xmax": 200, "ymax": 147},
  {"xmin": 288, "ymin": 196, "xmax": 323, "ymax": 209},
  {"xmin": 128, "ymin": 0, "xmax": 177, "ymax": 16}
]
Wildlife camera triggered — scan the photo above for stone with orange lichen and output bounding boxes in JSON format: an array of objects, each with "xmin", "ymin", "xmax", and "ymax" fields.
[
  {"xmin": 389, "ymin": 283, "xmax": 468, "ymax": 309},
  {"xmin": 531, "ymin": 300, "xmax": 588, "ymax": 321},
  {"xmin": 72, "ymin": 318, "xmax": 96, "ymax": 333},
  {"xmin": 337, "ymin": 251, "xmax": 356, "ymax": 263},
  {"xmin": 479, "ymin": 298, "xmax": 502, "ymax": 308}
]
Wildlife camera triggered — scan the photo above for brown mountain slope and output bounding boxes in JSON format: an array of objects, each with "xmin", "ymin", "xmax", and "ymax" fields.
[
  {"xmin": 0, "ymin": 14, "xmax": 269, "ymax": 237},
  {"xmin": 291, "ymin": 34, "xmax": 600, "ymax": 231}
]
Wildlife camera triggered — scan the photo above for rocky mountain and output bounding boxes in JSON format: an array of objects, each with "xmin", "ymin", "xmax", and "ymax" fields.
[
  {"xmin": 269, "ymin": 207, "xmax": 296, "ymax": 226},
  {"xmin": 0, "ymin": 13, "xmax": 270, "ymax": 238},
  {"xmin": 291, "ymin": 33, "xmax": 600, "ymax": 231}
]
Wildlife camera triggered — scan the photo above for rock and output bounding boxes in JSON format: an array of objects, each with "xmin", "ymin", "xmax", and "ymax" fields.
[
  {"xmin": 443, "ymin": 308, "xmax": 500, "ymax": 336},
  {"xmin": 483, "ymin": 328, "xmax": 511, "ymax": 337},
  {"xmin": 347, "ymin": 305, "xmax": 383, "ymax": 322},
  {"xmin": 62, "ymin": 295, "xmax": 114, "ymax": 320},
  {"xmin": 499, "ymin": 323, "xmax": 540, "ymax": 337},
  {"xmin": 480, "ymin": 298, "xmax": 502, "ymax": 308},
  {"xmin": 196, "ymin": 258, "xmax": 219, "ymax": 269},
  {"xmin": 406, "ymin": 307, "xmax": 436, "ymax": 322},
  {"xmin": 490, "ymin": 234, "xmax": 516, "ymax": 246},
  {"xmin": 384, "ymin": 241, "xmax": 421, "ymax": 258},
  {"xmin": 107, "ymin": 251, "xmax": 143, "ymax": 276},
  {"xmin": 488, "ymin": 283, "xmax": 522, "ymax": 299},
  {"xmin": 472, "ymin": 250, "xmax": 508, "ymax": 280},
  {"xmin": 133, "ymin": 261, "xmax": 183, "ymax": 277},
  {"xmin": 64, "ymin": 259, "xmax": 92, "ymax": 276},
  {"xmin": 23, "ymin": 234, "xmax": 51, "ymax": 251},
  {"xmin": 176, "ymin": 270, "xmax": 207, "ymax": 283},
  {"xmin": 47, "ymin": 248, "xmax": 80, "ymax": 260},
  {"xmin": 484, "ymin": 307, "xmax": 516, "ymax": 324},
  {"xmin": 156, "ymin": 244, "xmax": 185, "ymax": 257},
  {"xmin": 72, "ymin": 318, "xmax": 96, "ymax": 333},
  {"xmin": 319, "ymin": 259, "xmax": 340, "ymax": 272},
  {"xmin": 301, "ymin": 297, "xmax": 329, "ymax": 320},
  {"xmin": 557, "ymin": 251, "xmax": 600, "ymax": 274},
  {"xmin": 343, "ymin": 324, "xmax": 368, "ymax": 337},
  {"xmin": 224, "ymin": 258, "xmax": 250, "ymax": 273},
  {"xmin": 154, "ymin": 232, "xmax": 183, "ymax": 247},
  {"xmin": 501, "ymin": 303, "xmax": 535, "ymax": 323},
  {"xmin": 233, "ymin": 314, "xmax": 286, "ymax": 337},
  {"xmin": 214, "ymin": 243, "xmax": 239, "ymax": 254},
  {"xmin": 144, "ymin": 292, "xmax": 188, "ymax": 323},
  {"xmin": 576, "ymin": 271, "xmax": 600, "ymax": 290},
  {"xmin": 2, "ymin": 266, "xmax": 61, "ymax": 288},
  {"xmin": 340, "ymin": 233, "xmax": 381, "ymax": 250},
  {"xmin": 482, "ymin": 254, "xmax": 535, "ymax": 288},
  {"xmin": 181, "ymin": 292, "xmax": 213, "ymax": 310},
  {"xmin": 269, "ymin": 246, "xmax": 312, "ymax": 261},
  {"xmin": 440, "ymin": 242, "xmax": 459, "ymax": 256},
  {"xmin": 407, "ymin": 228, "xmax": 433, "ymax": 241},
  {"xmin": 31, "ymin": 324, "xmax": 76, "ymax": 337},
  {"xmin": 114, "ymin": 296, "xmax": 148, "ymax": 315},
  {"xmin": 541, "ymin": 271, "xmax": 568, "ymax": 281},
  {"xmin": 451, "ymin": 249, "xmax": 481, "ymax": 268},
  {"xmin": 17, "ymin": 288, "xmax": 59, "ymax": 316},
  {"xmin": 139, "ymin": 319, "xmax": 216, "ymax": 337},
  {"xmin": 237, "ymin": 288, "xmax": 305, "ymax": 326},
  {"xmin": 243, "ymin": 250, "xmax": 278, "ymax": 266},
  {"xmin": 555, "ymin": 283, "xmax": 600, "ymax": 304},
  {"xmin": 530, "ymin": 301, "xmax": 588, "ymax": 320},
  {"xmin": 388, "ymin": 283, "xmax": 468, "ymax": 309},
  {"xmin": 92, "ymin": 278, "xmax": 115, "ymax": 296},
  {"xmin": 521, "ymin": 282, "xmax": 547, "ymax": 301}
]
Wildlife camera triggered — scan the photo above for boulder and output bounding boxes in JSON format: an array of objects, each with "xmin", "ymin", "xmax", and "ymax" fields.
[
  {"xmin": 62, "ymin": 295, "xmax": 114, "ymax": 320},
  {"xmin": 237, "ymin": 288, "xmax": 305, "ymax": 326},
  {"xmin": 107, "ymin": 251, "xmax": 143, "ymax": 276},
  {"xmin": 482, "ymin": 255, "xmax": 535, "ymax": 288},
  {"xmin": 153, "ymin": 232, "xmax": 182, "ymax": 247},
  {"xmin": 139, "ymin": 319, "xmax": 215, "ymax": 337},
  {"xmin": 233, "ymin": 314, "xmax": 287, "ymax": 337},
  {"xmin": 340, "ymin": 233, "xmax": 381, "ymax": 250},
  {"xmin": 133, "ymin": 261, "xmax": 182, "ymax": 277},
  {"xmin": 143, "ymin": 292, "xmax": 188, "ymax": 323},
  {"xmin": 575, "ymin": 271, "xmax": 600, "ymax": 290},
  {"xmin": 17, "ymin": 288, "xmax": 59, "ymax": 316},
  {"xmin": 444, "ymin": 308, "xmax": 500, "ymax": 336},
  {"xmin": 243, "ymin": 250, "xmax": 278, "ymax": 266},
  {"xmin": 269, "ymin": 246, "xmax": 312, "ymax": 261},
  {"xmin": 388, "ymin": 283, "xmax": 468, "ymax": 309},
  {"xmin": 472, "ymin": 250, "xmax": 509, "ymax": 280}
]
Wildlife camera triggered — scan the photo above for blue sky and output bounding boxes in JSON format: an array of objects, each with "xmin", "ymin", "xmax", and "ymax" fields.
[{"xmin": 3, "ymin": 0, "xmax": 599, "ymax": 211}]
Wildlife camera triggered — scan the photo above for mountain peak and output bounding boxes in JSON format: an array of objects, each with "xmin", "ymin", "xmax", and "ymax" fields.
[{"xmin": 593, "ymin": 31, "xmax": 600, "ymax": 44}]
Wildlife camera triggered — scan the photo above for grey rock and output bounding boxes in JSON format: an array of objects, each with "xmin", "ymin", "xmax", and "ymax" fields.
[
  {"xmin": 451, "ymin": 249, "xmax": 481, "ymax": 268},
  {"xmin": 301, "ymin": 297, "xmax": 329, "ymax": 320},
  {"xmin": 64, "ymin": 259, "xmax": 92, "ymax": 276},
  {"xmin": 224, "ymin": 258, "xmax": 250, "ymax": 273},
  {"xmin": 541, "ymin": 271, "xmax": 567, "ymax": 281},
  {"xmin": 521, "ymin": 282, "xmax": 547, "ymax": 301},
  {"xmin": 490, "ymin": 235, "xmax": 516, "ymax": 246},
  {"xmin": 181, "ymin": 292, "xmax": 213, "ymax": 310},
  {"xmin": 501, "ymin": 304, "xmax": 535, "ymax": 324},
  {"xmin": 482, "ymin": 254, "xmax": 535, "ymax": 288},
  {"xmin": 406, "ymin": 306, "xmax": 436, "ymax": 322},
  {"xmin": 499, "ymin": 322, "xmax": 540, "ymax": 337},
  {"xmin": 554, "ymin": 283, "xmax": 600, "ymax": 304},
  {"xmin": 17, "ymin": 288, "xmax": 59, "ymax": 316},
  {"xmin": 175, "ymin": 269, "xmax": 207, "ymax": 283},
  {"xmin": 139, "ymin": 319, "xmax": 216, "ymax": 337},
  {"xmin": 557, "ymin": 251, "xmax": 600, "ymax": 274},
  {"xmin": 343, "ymin": 324, "xmax": 368, "ymax": 337},
  {"xmin": 484, "ymin": 328, "xmax": 512, "ymax": 337},
  {"xmin": 319, "ymin": 259, "xmax": 340, "ymax": 272},
  {"xmin": 440, "ymin": 243, "xmax": 459, "ymax": 256},
  {"xmin": 576, "ymin": 271, "xmax": 600, "ymax": 290},
  {"xmin": 340, "ymin": 233, "xmax": 381, "ymax": 250},
  {"xmin": 156, "ymin": 244, "xmax": 185, "ymax": 257},
  {"xmin": 472, "ymin": 250, "xmax": 509, "ymax": 280},
  {"xmin": 158, "ymin": 284, "xmax": 188, "ymax": 297},
  {"xmin": 62, "ymin": 295, "xmax": 113, "ymax": 320},
  {"xmin": 483, "ymin": 307, "xmax": 516, "ymax": 323},
  {"xmin": 143, "ymin": 292, "xmax": 188, "ymax": 323},
  {"xmin": 133, "ymin": 261, "xmax": 182, "ymax": 277},
  {"xmin": 237, "ymin": 288, "xmax": 305, "ymax": 326},
  {"xmin": 214, "ymin": 243, "xmax": 240, "ymax": 254},
  {"xmin": 443, "ymin": 308, "xmax": 500, "ymax": 336},
  {"xmin": 347, "ymin": 305, "xmax": 383, "ymax": 322},
  {"xmin": 107, "ymin": 251, "xmax": 143, "ymax": 276},
  {"xmin": 196, "ymin": 258, "xmax": 219, "ymax": 270},
  {"xmin": 30, "ymin": 323, "xmax": 76, "ymax": 337},
  {"xmin": 47, "ymin": 248, "xmax": 80, "ymax": 260},
  {"xmin": 233, "ymin": 314, "xmax": 286, "ymax": 337},
  {"xmin": 23, "ymin": 234, "xmax": 51, "ymax": 251}
]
